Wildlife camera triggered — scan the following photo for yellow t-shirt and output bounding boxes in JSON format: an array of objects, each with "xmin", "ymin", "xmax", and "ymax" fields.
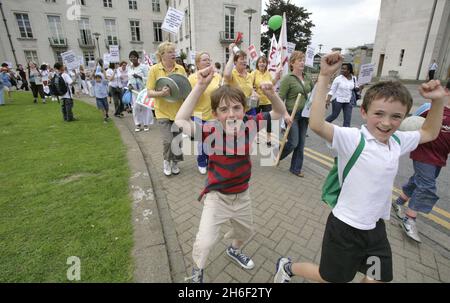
[
  {"xmin": 251, "ymin": 70, "xmax": 273, "ymax": 105},
  {"xmin": 188, "ymin": 72, "xmax": 222, "ymax": 121},
  {"xmin": 146, "ymin": 63, "xmax": 187, "ymax": 120},
  {"xmin": 226, "ymin": 68, "xmax": 253, "ymax": 98}
]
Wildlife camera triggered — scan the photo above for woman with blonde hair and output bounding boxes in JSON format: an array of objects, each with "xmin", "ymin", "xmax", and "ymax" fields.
[
  {"xmin": 278, "ymin": 51, "xmax": 314, "ymax": 177},
  {"xmin": 146, "ymin": 41, "xmax": 187, "ymax": 176},
  {"xmin": 188, "ymin": 51, "xmax": 222, "ymax": 174}
]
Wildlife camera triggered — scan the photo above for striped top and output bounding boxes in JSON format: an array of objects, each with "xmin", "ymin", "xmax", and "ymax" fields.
[{"xmin": 198, "ymin": 112, "xmax": 271, "ymax": 200}]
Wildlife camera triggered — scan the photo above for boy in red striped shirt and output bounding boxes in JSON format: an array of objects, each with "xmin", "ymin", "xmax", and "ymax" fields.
[{"xmin": 175, "ymin": 66, "xmax": 288, "ymax": 282}]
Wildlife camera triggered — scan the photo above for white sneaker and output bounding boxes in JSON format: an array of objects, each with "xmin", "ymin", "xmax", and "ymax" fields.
[
  {"xmin": 135, "ymin": 127, "xmax": 141, "ymax": 132},
  {"xmin": 392, "ymin": 202, "xmax": 404, "ymax": 219},
  {"xmin": 198, "ymin": 166, "xmax": 207, "ymax": 175},
  {"xmin": 163, "ymin": 160, "xmax": 171, "ymax": 176},
  {"xmin": 171, "ymin": 161, "xmax": 180, "ymax": 175},
  {"xmin": 401, "ymin": 217, "xmax": 422, "ymax": 243},
  {"xmin": 143, "ymin": 126, "xmax": 149, "ymax": 131}
]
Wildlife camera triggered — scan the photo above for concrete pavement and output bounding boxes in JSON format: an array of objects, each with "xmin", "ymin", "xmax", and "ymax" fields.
[{"xmin": 81, "ymin": 96, "xmax": 450, "ymax": 283}]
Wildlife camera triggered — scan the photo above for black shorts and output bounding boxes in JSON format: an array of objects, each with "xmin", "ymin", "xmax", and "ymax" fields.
[
  {"xmin": 319, "ymin": 212, "xmax": 393, "ymax": 283},
  {"xmin": 258, "ymin": 104, "xmax": 272, "ymax": 113}
]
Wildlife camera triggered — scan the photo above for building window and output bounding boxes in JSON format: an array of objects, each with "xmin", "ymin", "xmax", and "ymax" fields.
[
  {"xmin": 152, "ymin": 0, "xmax": 160, "ymax": 12},
  {"xmin": 78, "ymin": 17, "xmax": 92, "ymax": 45},
  {"xmin": 224, "ymin": 7, "xmax": 235, "ymax": 40},
  {"xmin": 79, "ymin": 0, "xmax": 86, "ymax": 5},
  {"xmin": 225, "ymin": 47, "xmax": 230, "ymax": 63},
  {"xmin": 130, "ymin": 20, "xmax": 141, "ymax": 42},
  {"xmin": 179, "ymin": 21, "xmax": 183, "ymax": 41},
  {"xmin": 15, "ymin": 13, "xmax": 33, "ymax": 38},
  {"xmin": 48, "ymin": 15, "xmax": 65, "ymax": 45},
  {"xmin": 24, "ymin": 50, "xmax": 39, "ymax": 63},
  {"xmin": 45, "ymin": 0, "xmax": 56, "ymax": 3},
  {"xmin": 105, "ymin": 19, "xmax": 118, "ymax": 45},
  {"xmin": 129, "ymin": 0, "xmax": 137, "ymax": 10},
  {"xmin": 103, "ymin": 0, "xmax": 112, "ymax": 8},
  {"xmin": 153, "ymin": 22, "xmax": 163, "ymax": 42},
  {"xmin": 399, "ymin": 49, "xmax": 405, "ymax": 66},
  {"xmin": 83, "ymin": 51, "xmax": 95, "ymax": 64}
]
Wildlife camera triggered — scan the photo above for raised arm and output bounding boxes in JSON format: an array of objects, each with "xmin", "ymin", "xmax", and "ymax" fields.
[
  {"xmin": 418, "ymin": 80, "xmax": 449, "ymax": 144},
  {"xmin": 223, "ymin": 43, "xmax": 236, "ymax": 83},
  {"xmin": 260, "ymin": 82, "xmax": 287, "ymax": 120},
  {"xmin": 175, "ymin": 66, "xmax": 215, "ymax": 136},
  {"xmin": 309, "ymin": 52, "xmax": 343, "ymax": 144}
]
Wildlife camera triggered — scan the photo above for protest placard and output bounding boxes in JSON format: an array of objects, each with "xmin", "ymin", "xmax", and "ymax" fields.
[
  {"xmin": 61, "ymin": 50, "xmax": 80, "ymax": 70},
  {"xmin": 247, "ymin": 45, "xmax": 259, "ymax": 63},
  {"xmin": 305, "ymin": 45, "xmax": 315, "ymax": 68},
  {"xmin": 358, "ymin": 63, "xmax": 375, "ymax": 85},
  {"xmin": 161, "ymin": 7, "xmax": 184, "ymax": 35},
  {"xmin": 109, "ymin": 45, "xmax": 120, "ymax": 63},
  {"xmin": 135, "ymin": 89, "xmax": 154, "ymax": 109},
  {"xmin": 287, "ymin": 42, "xmax": 296, "ymax": 58},
  {"xmin": 103, "ymin": 53, "xmax": 110, "ymax": 67}
]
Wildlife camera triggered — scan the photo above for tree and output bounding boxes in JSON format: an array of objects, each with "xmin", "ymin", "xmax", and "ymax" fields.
[{"xmin": 261, "ymin": 0, "xmax": 314, "ymax": 54}]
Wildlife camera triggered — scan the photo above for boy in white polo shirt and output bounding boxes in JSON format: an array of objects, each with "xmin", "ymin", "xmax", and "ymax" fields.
[{"xmin": 274, "ymin": 52, "xmax": 449, "ymax": 283}]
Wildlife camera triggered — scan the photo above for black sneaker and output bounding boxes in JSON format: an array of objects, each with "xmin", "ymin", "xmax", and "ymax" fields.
[
  {"xmin": 226, "ymin": 246, "xmax": 255, "ymax": 269},
  {"xmin": 185, "ymin": 267, "xmax": 203, "ymax": 283}
]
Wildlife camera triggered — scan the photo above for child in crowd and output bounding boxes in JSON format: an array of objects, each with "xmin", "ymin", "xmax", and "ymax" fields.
[
  {"xmin": 91, "ymin": 73, "xmax": 110, "ymax": 123},
  {"xmin": 274, "ymin": 52, "xmax": 448, "ymax": 283},
  {"xmin": 175, "ymin": 66, "xmax": 288, "ymax": 283}
]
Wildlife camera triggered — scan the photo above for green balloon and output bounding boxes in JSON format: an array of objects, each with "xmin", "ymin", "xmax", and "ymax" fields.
[{"xmin": 268, "ymin": 15, "xmax": 283, "ymax": 31}]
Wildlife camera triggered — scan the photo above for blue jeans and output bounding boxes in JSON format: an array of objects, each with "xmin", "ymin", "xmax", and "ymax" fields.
[
  {"xmin": 280, "ymin": 111, "xmax": 309, "ymax": 174},
  {"xmin": 326, "ymin": 100, "xmax": 353, "ymax": 127},
  {"xmin": 401, "ymin": 160, "xmax": 441, "ymax": 213},
  {"xmin": 192, "ymin": 117, "xmax": 208, "ymax": 168}
]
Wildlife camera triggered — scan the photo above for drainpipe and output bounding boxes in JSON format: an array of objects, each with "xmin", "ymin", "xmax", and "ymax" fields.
[
  {"xmin": 417, "ymin": 0, "xmax": 438, "ymax": 80},
  {"xmin": 188, "ymin": 0, "xmax": 192, "ymax": 50},
  {"xmin": 0, "ymin": 0, "xmax": 19, "ymax": 66}
]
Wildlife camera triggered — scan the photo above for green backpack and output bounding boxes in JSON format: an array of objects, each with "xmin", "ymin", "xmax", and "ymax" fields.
[{"xmin": 321, "ymin": 133, "xmax": 400, "ymax": 208}]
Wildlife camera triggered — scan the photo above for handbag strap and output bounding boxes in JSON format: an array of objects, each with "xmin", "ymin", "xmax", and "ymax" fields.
[{"xmin": 342, "ymin": 133, "xmax": 365, "ymax": 183}]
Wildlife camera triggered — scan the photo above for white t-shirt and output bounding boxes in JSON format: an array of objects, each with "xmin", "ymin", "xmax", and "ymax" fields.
[
  {"xmin": 331, "ymin": 125, "xmax": 420, "ymax": 230},
  {"xmin": 328, "ymin": 75, "xmax": 357, "ymax": 103},
  {"xmin": 106, "ymin": 68, "xmax": 121, "ymax": 88},
  {"xmin": 61, "ymin": 72, "xmax": 73, "ymax": 99}
]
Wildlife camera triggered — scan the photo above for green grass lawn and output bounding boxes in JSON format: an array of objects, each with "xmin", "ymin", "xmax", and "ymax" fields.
[{"xmin": 0, "ymin": 92, "xmax": 133, "ymax": 282}]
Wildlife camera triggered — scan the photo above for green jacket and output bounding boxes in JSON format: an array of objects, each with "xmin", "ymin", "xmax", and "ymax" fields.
[{"xmin": 279, "ymin": 72, "xmax": 314, "ymax": 113}]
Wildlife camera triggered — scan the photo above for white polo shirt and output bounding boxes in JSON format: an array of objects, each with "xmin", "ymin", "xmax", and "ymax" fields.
[{"xmin": 331, "ymin": 125, "xmax": 420, "ymax": 230}]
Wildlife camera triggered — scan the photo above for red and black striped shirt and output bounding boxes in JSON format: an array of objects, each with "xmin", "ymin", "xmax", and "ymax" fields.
[{"xmin": 197, "ymin": 112, "xmax": 271, "ymax": 200}]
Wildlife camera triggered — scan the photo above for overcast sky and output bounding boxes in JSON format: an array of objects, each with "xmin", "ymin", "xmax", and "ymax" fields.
[{"xmin": 262, "ymin": 0, "xmax": 382, "ymax": 53}]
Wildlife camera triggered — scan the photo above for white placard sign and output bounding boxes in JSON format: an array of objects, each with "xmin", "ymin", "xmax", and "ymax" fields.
[
  {"xmin": 301, "ymin": 86, "xmax": 316, "ymax": 118},
  {"xmin": 287, "ymin": 42, "xmax": 296, "ymax": 58},
  {"xmin": 358, "ymin": 63, "xmax": 375, "ymax": 85},
  {"xmin": 247, "ymin": 45, "xmax": 259, "ymax": 63},
  {"xmin": 103, "ymin": 53, "xmax": 111, "ymax": 67},
  {"xmin": 61, "ymin": 50, "xmax": 80, "ymax": 70},
  {"xmin": 135, "ymin": 89, "xmax": 155, "ymax": 109},
  {"xmin": 305, "ymin": 45, "xmax": 315, "ymax": 68},
  {"xmin": 188, "ymin": 50, "xmax": 196, "ymax": 65},
  {"xmin": 109, "ymin": 45, "xmax": 120, "ymax": 63},
  {"xmin": 161, "ymin": 7, "xmax": 184, "ymax": 35}
]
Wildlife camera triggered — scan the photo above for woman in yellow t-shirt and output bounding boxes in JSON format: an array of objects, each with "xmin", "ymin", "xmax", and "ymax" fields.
[
  {"xmin": 188, "ymin": 52, "xmax": 222, "ymax": 175},
  {"xmin": 251, "ymin": 56, "xmax": 281, "ymax": 146},
  {"xmin": 223, "ymin": 43, "xmax": 254, "ymax": 115},
  {"xmin": 146, "ymin": 41, "xmax": 187, "ymax": 177}
]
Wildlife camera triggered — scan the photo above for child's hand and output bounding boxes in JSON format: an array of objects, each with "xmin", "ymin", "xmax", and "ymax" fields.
[
  {"xmin": 419, "ymin": 80, "xmax": 449, "ymax": 101},
  {"xmin": 260, "ymin": 82, "xmax": 275, "ymax": 96},
  {"xmin": 159, "ymin": 86, "xmax": 171, "ymax": 97},
  {"xmin": 320, "ymin": 52, "xmax": 343, "ymax": 77},
  {"xmin": 197, "ymin": 66, "xmax": 214, "ymax": 86}
]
